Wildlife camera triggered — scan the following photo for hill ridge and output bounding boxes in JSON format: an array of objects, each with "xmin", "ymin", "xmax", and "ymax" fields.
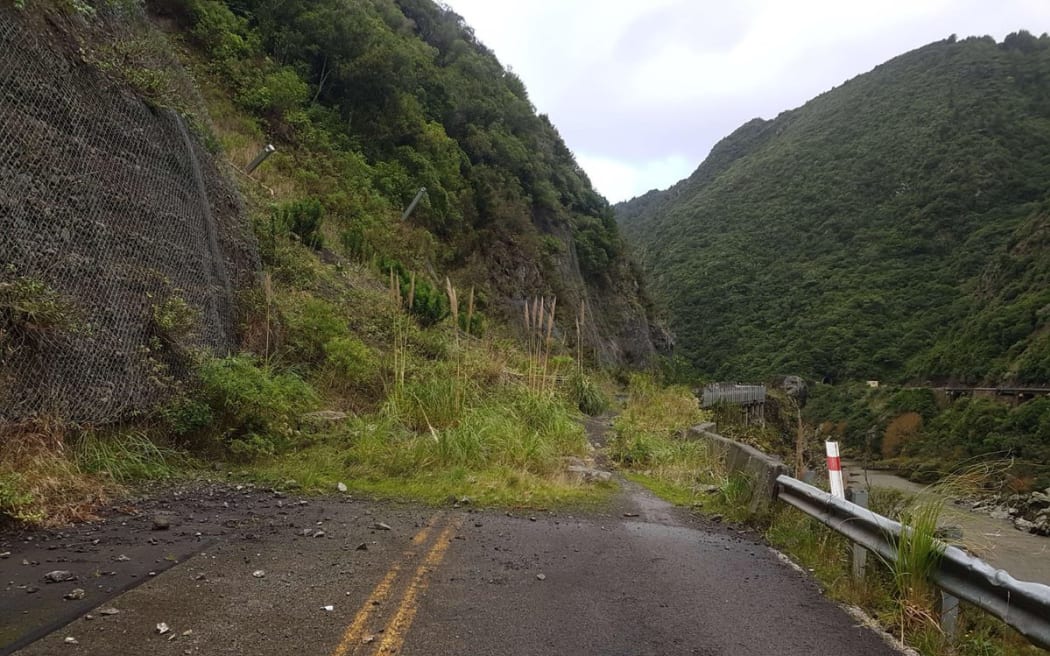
[{"xmin": 617, "ymin": 31, "xmax": 1050, "ymax": 385}]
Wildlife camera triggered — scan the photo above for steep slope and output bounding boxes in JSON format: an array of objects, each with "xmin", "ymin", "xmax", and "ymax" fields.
[
  {"xmin": 0, "ymin": 3, "xmax": 259, "ymax": 423},
  {"xmin": 617, "ymin": 32, "xmax": 1050, "ymax": 384},
  {"xmin": 159, "ymin": 0, "xmax": 665, "ymax": 366},
  {"xmin": 1, "ymin": 0, "xmax": 665, "ymax": 427},
  {"xmin": 1, "ymin": 0, "xmax": 644, "ymax": 521}
]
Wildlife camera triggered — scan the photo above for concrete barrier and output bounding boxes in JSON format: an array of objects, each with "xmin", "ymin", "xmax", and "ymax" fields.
[{"xmin": 686, "ymin": 426, "xmax": 790, "ymax": 513}]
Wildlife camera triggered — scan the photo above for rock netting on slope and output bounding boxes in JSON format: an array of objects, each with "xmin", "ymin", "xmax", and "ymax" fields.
[{"xmin": 0, "ymin": 8, "xmax": 258, "ymax": 424}]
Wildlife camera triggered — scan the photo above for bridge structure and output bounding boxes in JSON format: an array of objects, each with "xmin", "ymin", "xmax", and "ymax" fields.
[
  {"xmin": 700, "ymin": 383, "xmax": 767, "ymax": 427},
  {"xmin": 941, "ymin": 386, "xmax": 1050, "ymax": 401}
]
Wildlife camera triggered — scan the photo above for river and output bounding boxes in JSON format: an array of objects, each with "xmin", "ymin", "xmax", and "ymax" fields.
[{"xmin": 842, "ymin": 460, "xmax": 1050, "ymax": 586}]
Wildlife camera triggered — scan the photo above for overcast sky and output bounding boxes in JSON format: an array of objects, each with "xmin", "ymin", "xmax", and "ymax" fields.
[{"xmin": 442, "ymin": 0, "xmax": 1050, "ymax": 203}]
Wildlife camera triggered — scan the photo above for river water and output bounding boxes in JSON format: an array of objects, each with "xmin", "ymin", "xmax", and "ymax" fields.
[{"xmin": 842, "ymin": 460, "xmax": 1050, "ymax": 586}]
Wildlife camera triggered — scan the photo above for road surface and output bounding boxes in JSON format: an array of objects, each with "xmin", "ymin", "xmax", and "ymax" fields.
[{"xmin": 2, "ymin": 478, "xmax": 901, "ymax": 656}]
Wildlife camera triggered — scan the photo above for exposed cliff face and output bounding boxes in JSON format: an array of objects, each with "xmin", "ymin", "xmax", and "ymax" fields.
[
  {"xmin": 469, "ymin": 213, "xmax": 666, "ymax": 368},
  {"xmin": 0, "ymin": 6, "xmax": 259, "ymax": 423}
]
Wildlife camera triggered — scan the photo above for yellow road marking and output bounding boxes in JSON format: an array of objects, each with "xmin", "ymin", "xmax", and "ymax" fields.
[
  {"xmin": 331, "ymin": 513, "xmax": 444, "ymax": 656},
  {"xmin": 371, "ymin": 516, "xmax": 463, "ymax": 655}
]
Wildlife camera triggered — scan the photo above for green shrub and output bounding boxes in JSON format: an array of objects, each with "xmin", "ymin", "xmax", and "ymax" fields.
[
  {"xmin": 324, "ymin": 336, "xmax": 380, "ymax": 388},
  {"xmin": 0, "ymin": 473, "xmax": 37, "ymax": 523},
  {"xmin": 609, "ymin": 424, "xmax": 660, "ymax": 466},
  {"xmin": 341, "ymin": 225, "xmax": 374, "ymax": 261},
  {"xmin": 377, "ymin": 257, "xmax": 449, "ymax": 326},
  {"xmin": 149, "ymin": 291, "xmax": 197, "ymax": 357},
  {"xmin": 0, "ymin": 273, "xmax": 81, "ymax": 349},
  {"xmin": 198, "ymin": 355, "xmax": 319, "ymax": 458},
  {"xmin": 282, "ymin": 295, "xmax": 346, "ymax": 364},
  {"xmin": 238, "ymin": 67, "xmax": 309, "ymax": 118},
  {"xmin": 150, "ymin": 293, "xmax": 196, "ymax": 337},
  {"xmin": 185, "ymin": 0, "xmax": 252, "ymax": 59},
  {"xmin": 162, "ymin": 396, "xmax": 214, "ymax": 436},
  {"xmin": 457, "ymin": 310, "xmax": 485, "ymax": 337},
  {"xmin": 274, "ymin": 199, "xmax": 325, "ymax": 250},
  {"xmin": 566, "ymin": 370, "xmax": 608, "ymax": 416}
]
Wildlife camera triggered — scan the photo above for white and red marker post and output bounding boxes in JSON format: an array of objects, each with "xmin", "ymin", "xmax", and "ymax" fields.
[{"xmin": 825, "ymin": 441, "xmax": 846, "ymax": 498}]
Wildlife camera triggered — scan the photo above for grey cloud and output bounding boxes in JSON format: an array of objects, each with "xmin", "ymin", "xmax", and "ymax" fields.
[
  {"xmin": 446, "ymin": 0, "xmax": 1050, "ymax": 198},
  {"xmin": 613, "ymin": 1, "xmax": 755, "ymax": 61}
]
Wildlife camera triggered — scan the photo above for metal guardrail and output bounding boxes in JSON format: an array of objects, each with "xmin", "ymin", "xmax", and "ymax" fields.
[{"xmin": 775, "ymin": 475, "xmax": 1050, "ymax": 650}]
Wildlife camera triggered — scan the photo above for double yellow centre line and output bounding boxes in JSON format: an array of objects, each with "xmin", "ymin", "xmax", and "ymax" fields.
[{"xmin": 332, "ymin": 512, "xmax": 462, "ymax": 656}]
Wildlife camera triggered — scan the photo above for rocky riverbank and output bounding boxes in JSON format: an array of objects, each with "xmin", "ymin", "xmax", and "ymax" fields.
[{"xmin": 971, "ymin": 489, "xmax": 1050, "ymax": 536}]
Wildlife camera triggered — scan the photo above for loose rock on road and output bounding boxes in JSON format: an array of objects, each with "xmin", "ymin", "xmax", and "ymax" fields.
[{"xmin": 3, "ymin": 482, "xmax": 902, "ymax": 655}]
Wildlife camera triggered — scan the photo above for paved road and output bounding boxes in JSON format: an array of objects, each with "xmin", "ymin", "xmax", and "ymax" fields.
[{"xmin": 7, "ymin": 481, "xmax": 900, "ymax": 656}]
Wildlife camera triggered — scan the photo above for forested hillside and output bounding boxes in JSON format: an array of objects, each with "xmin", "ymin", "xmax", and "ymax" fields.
[
  {"xmin": 157, "ymin": 0, "xmax": 664, "ymax": 364},
  {"xmin": 617, "ymin": 32, "xmax": 1050, "ymax": 385}
]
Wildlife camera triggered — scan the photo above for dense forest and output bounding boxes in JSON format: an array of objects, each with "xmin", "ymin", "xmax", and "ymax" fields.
[
  {"xmin": 158, "ymin": 0, "xmax": 662, "ymax": 364},
  {"xmin": 617, "ymin": 32, "xmax": 1050, "ymax": 385},
  {"xmin": 805, "ymin": 383, "xmax": 1050, "ymax": 488}
]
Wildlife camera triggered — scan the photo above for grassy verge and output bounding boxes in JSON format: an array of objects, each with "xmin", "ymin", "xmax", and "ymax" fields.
[
  {"xmin": 613, "ymin": 382, "xmax": 1045, "ymax": 656},
  {"xmin": 609, "ymin": 375, "xmax": 756, "ymax": 521},
  {"xmin": 0, "ymin": 424, "xmax": 192, "ymax": 525},
  {"xmin": 242, "ymin": 381, "xmax": 616, "ymax": 509}
]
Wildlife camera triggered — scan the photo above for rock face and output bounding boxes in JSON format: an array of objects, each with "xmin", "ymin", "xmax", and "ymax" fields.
[
  {"xmin": 489, "ymin": 220, "xmax": 669, "ymax": 368},
  {"xmin": 773, "ymin": 376, "xmax": 808, "ymax": 407},
  {"xmin": 978, "ymin": 489, "xmax": 1050, "ymax": 537}
]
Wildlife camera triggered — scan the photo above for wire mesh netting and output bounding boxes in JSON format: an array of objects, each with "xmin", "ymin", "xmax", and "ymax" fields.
[{"xmin": 0, "ymin": 7, "xmax": 258, "ymax": 425}]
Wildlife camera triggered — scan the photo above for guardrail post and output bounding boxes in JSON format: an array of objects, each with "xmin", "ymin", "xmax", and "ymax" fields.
[
  {"xmin": 848, "ymin": 487, "xmax": 869, "ymax": 581},
  {"xmin": 941, "ymin": 590, "xmax": 960, "ymax": 640},
  {"xmin": 825, "ymin": 441, "xmax": 845, "ymax": 498}
]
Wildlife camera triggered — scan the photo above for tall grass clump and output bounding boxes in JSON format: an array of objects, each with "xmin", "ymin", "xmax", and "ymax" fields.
[
  {"xmin": 0, "ymin": 423, "xmax": 108, "ymax": 525},
  {"xmin": 344, "ymin": 385, "xmax": 585, "ymax": 480},
  {"xmin": 610, "ymin": 374, "xmax": 705, "ymax": 464},
  {"xmin": 323, "ymin": 335, "xmax": 380, "ymax": 392},
  {"xmin": 888, "ymin": 499, "xmax": 946, "ymax": 630},
  {"xmin": 74, "ymin": 431, "xmax": 189, "ymax": 483},
  {"xmin": 610, "ymin": 376, "xmax": 726, "ymax": 504},
  {"xmin": 428, "ymin": 386, "xmax": 586, "ymax": 473},
  {"xmin": 386, "ymin": 370, "xmax": 478, "ymax": 433},
  {"xmin": 566, "ymin": 368, "xmax": 608, "ymax": 416}
]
